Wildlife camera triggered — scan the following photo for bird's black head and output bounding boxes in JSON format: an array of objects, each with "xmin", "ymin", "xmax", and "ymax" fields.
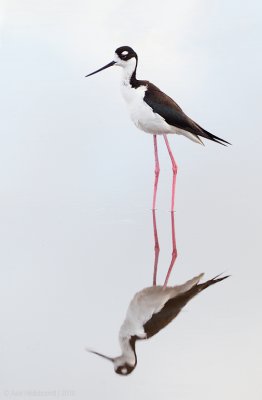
[
  {"xmin": 85, "ymin": 46, "xmax": 138, "ymax": 78},
  {"xmin": 115, "ymin": 46, "xmax": 137, "ymax": 61},
  {"xmin": 114, "ymin": 362, "xmax": 136, "ymax": 376},
  {"xmin": 87, "ymin": 348, "xmax": 137, "ymax": 376}
]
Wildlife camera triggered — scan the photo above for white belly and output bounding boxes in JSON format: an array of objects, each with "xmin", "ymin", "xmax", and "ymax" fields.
[{"xmin": 119, "ymin": 286, "xmax": 176, "ymax": 338}]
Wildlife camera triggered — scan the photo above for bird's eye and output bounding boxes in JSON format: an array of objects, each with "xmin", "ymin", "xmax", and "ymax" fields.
[{"xmin": 121, "ymin": 51, "xmax": 128, "ymax": 57}]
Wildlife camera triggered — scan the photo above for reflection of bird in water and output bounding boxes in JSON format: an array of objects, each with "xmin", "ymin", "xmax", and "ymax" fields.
[
  {"xmin": 88, "ymin": 273, "xmax": 229, "ymax": 375},
  {"xmin": 86, "ymin": 46, "xmax": 230, "ymax": 211}
]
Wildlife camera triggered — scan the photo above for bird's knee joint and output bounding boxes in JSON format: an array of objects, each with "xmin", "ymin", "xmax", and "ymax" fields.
[{"xmin": 172, "ymin": 249, "xmax": 178, "ymax": 258}]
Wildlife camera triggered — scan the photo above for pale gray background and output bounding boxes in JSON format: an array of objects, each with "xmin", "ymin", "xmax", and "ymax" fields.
[{"xmin": 1, "ymin": 0, "xmax": 262, "ymax": 399}]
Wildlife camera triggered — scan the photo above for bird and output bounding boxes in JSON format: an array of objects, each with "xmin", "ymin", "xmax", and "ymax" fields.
[
  {"xmin": 86, "ymin": 46, "xmax": 230, "ymax": 212},
  {"xmin": 88, "ymin": 273, "xmax": 229, "ymax": 375}
]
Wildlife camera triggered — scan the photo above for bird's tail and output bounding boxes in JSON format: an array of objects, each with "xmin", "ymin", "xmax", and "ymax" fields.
[
  {"xmin": 176, "ymin": 273, "xmax": 230, "ymax": 305},
  {"xmin": 195, "ymin": 124, "xmax": 231, "ymax": 146},
  {"xmin": 196, "ymin": 273, "xmax": 230, "ymax": 292}
]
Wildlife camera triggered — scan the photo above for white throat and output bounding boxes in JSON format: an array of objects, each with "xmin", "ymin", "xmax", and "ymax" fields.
[
  {"xmin": 118, "ymin": 336, "xmax": 136, "ymax": 365},
  {"xmin": 121, "ymin": 58, "xmax": 137, "ymax": 86}
]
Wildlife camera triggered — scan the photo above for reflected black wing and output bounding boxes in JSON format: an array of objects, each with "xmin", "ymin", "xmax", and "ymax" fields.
[{"xmin": 143, "ymin": 275, "xmax": 229, "ymax": 339}]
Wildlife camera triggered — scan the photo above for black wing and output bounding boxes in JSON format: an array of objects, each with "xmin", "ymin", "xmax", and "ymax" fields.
[
  {"xmin": 143, "ymin": 82, "xmax": 230, "ymax": 146},
  {"xmin": 143, "ymin": 275, "xmax": 229, "ymax": 339}
]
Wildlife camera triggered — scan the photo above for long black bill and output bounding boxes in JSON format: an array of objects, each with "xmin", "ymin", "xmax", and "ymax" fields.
[
  {"xmin": 87, "ymin": 348, "xmax": 114, "ymax": 362},
  {"xmin": 85, "ymin": 61, "xmax": 116, "ymax": 77}
]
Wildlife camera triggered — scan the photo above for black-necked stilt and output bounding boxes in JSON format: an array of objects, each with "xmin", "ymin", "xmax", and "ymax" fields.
[
  {"xmin": 88, "ymin": 273, "xmax": 229, "ymax": 375},
  {"xmin": 86, "ymin": 46, "xmax": 230, "ymax": 211}
]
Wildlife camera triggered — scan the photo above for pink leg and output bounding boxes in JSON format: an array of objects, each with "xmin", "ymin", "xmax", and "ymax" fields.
[
  {"xmin": 163, "ymin": 134, "xmax": 178, "ymax": 212},
  {"xmin": 152, "ymin": 210, "xmax": 160, "ymax": 286},
  {"xmin": 152, "ymin": 135, "xmax": 160, "ymax": 210},
  {"xmin": 163, "ymin": 211, "xmax": 178, "ymax": 287}
]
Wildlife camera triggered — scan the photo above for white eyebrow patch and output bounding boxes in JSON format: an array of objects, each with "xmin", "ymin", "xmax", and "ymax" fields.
[{"xmin": 122, "ymin": 51, "xmax": 128, "ymax": 56}]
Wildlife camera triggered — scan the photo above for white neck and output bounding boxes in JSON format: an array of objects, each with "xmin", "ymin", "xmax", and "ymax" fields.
[
  {"xmin": 119, "ymin": 336, "xmax": 136, "ymax": 365},
  {"xmin": 121, "ymin": 58, "xmax": 137, "ymax": 86}
]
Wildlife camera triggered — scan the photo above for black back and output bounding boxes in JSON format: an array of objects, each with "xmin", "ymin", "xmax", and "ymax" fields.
[{"xmin": 143, "ymin": 83, "xmax": 230, "ymax": 145}]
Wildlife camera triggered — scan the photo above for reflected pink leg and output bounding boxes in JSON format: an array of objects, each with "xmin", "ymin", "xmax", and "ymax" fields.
[
  {"xmin": 152, "ymin": 210, "xmax": 160, "ymax": 286},
  {"xmin": 163, "ymin": 134, "xmax": 178, "ymax": 212},
  {"xmin": 163, "ymin": 211, "xmax": 177, "ymax": 287},
  {"xmin": 152, "ymin": 135, "xmax": 160, "ymax": 210}
]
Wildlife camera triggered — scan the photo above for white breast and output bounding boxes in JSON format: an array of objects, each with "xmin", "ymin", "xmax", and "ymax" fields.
[{"xmin": 121, "ymin": 83, "xmax": 172, "ymax": 134}]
